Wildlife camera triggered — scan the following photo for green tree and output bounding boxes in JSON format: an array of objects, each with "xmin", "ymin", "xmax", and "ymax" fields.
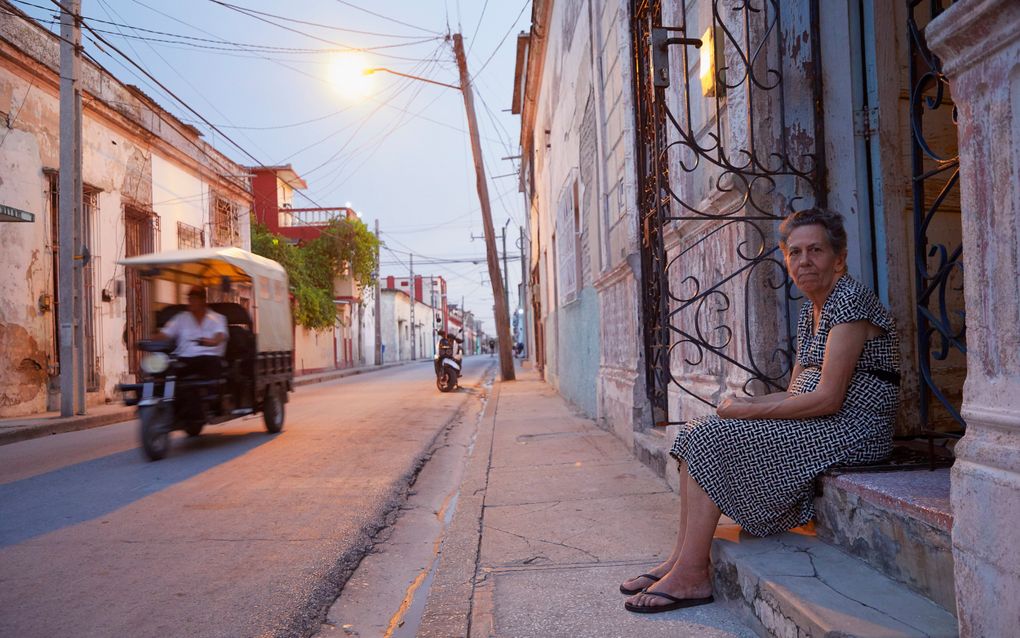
[{"xmin": 251, "ymin": 217, "xmax": 379, "ymax": 330}]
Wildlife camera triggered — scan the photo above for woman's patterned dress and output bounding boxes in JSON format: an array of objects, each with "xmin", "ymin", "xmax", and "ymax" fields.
[{"xmin": 670, "ymin": 274, "xmax": 901, "ymax": 536}]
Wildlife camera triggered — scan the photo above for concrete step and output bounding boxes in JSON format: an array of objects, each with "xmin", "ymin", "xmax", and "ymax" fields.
[
  {"xmin": 712, "ymin": 525, "xmax": 958, "ymax": 638},
  {"xmin": 814, "ymin": 469, "xmax": 956, "ymax": 613}
]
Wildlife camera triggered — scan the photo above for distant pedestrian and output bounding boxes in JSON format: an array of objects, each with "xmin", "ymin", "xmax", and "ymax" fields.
[{"xmin": 488, "ymin": 338, "xmax": 496, "ymax": 357}]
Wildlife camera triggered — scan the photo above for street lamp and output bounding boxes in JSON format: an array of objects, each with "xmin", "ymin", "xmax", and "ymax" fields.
[
  {"xmin": 363, "ymin": 67, "xmax": 461, "ymax": 92},
  {"xmin": 364, "ymin": 34, "xmax": 517, "ymax": 382}
]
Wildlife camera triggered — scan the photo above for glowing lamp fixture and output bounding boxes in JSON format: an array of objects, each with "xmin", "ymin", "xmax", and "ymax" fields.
[{"xmin": 699, "ymin": 26, "xmax": 725, "ymax": 98}]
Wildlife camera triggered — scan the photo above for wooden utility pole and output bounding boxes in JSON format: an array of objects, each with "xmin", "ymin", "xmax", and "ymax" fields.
[
  {"xmin": 453, "ymin": 33, "xmax": 515, "ymax": 381},
  {"xmin": 374, "ymin": 219, "xmax": 382, "ymax": 365},
  {"xmin": 58, "ymin": 0, "xmax": 82, "ymax": 416},
  {"xmin": 408, "ymin": 253, "xmax": 415, "ymax": 360}
]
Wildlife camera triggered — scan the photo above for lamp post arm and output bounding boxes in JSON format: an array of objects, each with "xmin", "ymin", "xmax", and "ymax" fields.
[{"xmin": 365, "ymin": 67, "xmax": 461, "ymax": 91}]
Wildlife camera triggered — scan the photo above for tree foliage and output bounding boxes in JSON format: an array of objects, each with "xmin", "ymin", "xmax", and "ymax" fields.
[{"xmin": 251, "ymin": 217, "xmax": 379, "ymax": 330}]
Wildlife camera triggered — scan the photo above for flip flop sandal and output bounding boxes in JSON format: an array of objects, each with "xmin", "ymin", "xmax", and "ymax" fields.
[
  {"xmin": 619, "ymin": 573, "xmax": 662, "ymax": 595},
  {"xmin": 624, "ymin": 590, "xmax": 715, "ymax": 613}
]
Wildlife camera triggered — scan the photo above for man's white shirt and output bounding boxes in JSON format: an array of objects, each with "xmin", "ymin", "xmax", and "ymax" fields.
[{"xmin": 161, "ymin": 309, "xmax": 228, "ymax": 358}]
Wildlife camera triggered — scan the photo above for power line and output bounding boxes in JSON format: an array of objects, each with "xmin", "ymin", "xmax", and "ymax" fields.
[
  {"xmin": 10, "ymin": 0, "xmax": 439, "ymax": 51},
  {"xmin": 466, "ymin": 0, "xmax": 490, "ymax": 55},
  {"xmin": 470, "ymin": 0, "xmax": 529, "ymax": 79},
  {"xmin": 332, "ymin": 0, "xmax": 443, "ymax": 36},
  {"xmin": 207, "ymin": 0, "xmax": 441, "ymax": 62}
]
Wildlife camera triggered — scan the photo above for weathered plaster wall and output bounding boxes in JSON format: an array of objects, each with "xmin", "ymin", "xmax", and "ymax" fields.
[
  {"xmin": 0, "ymin": 10, "xmax": 252, "ymax": 416},
  {"xmin": 294, "ymin": 326, "xmax": 333, "ymax": 373},
  {"xmin": 928, "ymin": 1, "xmax": 1020, "ymax": 635}
]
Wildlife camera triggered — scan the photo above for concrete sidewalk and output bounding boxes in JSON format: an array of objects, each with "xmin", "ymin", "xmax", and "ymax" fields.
[
  {"xmin": 418, "ymin": 366, "xmax": 754, "ymax": 638},
  {"xmin": 0, "ymin": 359, "xmax": 424, "ymax": 447}
]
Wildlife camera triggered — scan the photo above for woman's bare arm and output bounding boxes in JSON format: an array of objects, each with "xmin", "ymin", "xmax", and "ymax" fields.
[{"xmin": 717, "ymin": 322, "xmax": 871, "ymax": 420}]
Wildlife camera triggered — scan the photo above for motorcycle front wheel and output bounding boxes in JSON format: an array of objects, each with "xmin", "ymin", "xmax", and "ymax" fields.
[
  {"xmin": 437, "ymin": 370, "xmax": 452, "ymax": 392},
  {"xmin": 140, "ymin": 403, "xmax": 172, "ymax": 461}
]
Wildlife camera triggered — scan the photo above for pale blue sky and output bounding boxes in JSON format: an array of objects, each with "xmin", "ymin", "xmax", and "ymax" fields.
[{"xmin": 20, "ymin": 0, "xmax": 530, "ymax": 333}]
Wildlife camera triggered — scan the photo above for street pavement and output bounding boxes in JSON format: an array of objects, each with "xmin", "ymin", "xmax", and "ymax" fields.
[
  {"xmin": 415, "ymin": 365, "xmax": 756, "ymax": 638},
  {"xmin": 0, "ymin": 356, "xmax": 495, "ymax": 638}
]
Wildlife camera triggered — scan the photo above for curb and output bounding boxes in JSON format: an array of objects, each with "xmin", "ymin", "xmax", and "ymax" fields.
[
  {"xmin": 285, "ymin": 359, "xmax": 499, "ymax": 638},
  {"xmin": 0, "ymin": 359, "xmax": 427, "ymax": 447},
  {"xmin": 417, "ymin": 375, "xmax": 503, "ymax": 637}
]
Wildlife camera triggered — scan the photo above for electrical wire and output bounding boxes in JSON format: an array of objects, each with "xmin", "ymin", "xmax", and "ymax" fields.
[
  {"xmin": 470, "ymin": 0, "xmax": 530, "ymax": 80},
  {"xmin": 94, "ymin": 0, "xmax": 276, "ymax": 167},
  {"xmin": 10, "ymin": 0, "xmax": 440, "ymax": 51},
  {"xmin": 466, "ymin": 0, "xmax": 490, "ymax": 55},
  {"xmin": 207, "ymin": 0, "xmax": 442, "ymax": 62},
  {"xmin": 332, "ymin": 0, "xmax": 443, "ymax": 36}
]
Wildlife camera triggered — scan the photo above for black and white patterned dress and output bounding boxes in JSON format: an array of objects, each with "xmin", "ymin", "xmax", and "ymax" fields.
[{"xmin": 670, "ymin": 274, "xmax": 901, "ymax": 537}]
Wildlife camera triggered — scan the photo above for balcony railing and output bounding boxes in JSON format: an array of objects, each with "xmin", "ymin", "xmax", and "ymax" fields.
[{"xmin": 278, "ymin": 207, "xmax": 351, "ymax": 228}]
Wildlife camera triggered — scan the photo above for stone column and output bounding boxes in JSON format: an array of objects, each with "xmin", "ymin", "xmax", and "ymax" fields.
[{"xmin": 927, "ymin": 1, "xmax": 1020, "ymax": 635}]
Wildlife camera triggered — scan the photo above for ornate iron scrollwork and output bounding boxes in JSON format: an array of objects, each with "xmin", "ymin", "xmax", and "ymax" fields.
[
  {"xmin": 907, "ymin": 0, "xmax": 965, "ymax": 435},
  {"xmin": 633, "ymin": 0, "xmax": 825, "ymax": 422}
]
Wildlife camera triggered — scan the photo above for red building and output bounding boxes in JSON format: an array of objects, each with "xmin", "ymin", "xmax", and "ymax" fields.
[
  {"xmin": 249, "ymin": 164, "xmax": 356, "ymax": 243},
  {"xmin": 249, "ymin": 164, "xmax": 368, "ymax": 370}
]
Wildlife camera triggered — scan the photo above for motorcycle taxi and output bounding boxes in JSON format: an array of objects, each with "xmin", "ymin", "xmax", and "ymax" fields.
[
  {"xmin": 116, "ymin": 247, "xmax": 294, "ymax": 461},
  {"xmin": 434, "ymin": 329, "xmax": 464, "ymax": 392}
]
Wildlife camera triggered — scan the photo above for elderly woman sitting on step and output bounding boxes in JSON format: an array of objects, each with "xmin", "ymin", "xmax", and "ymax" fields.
[{"xmin": 621, "ymin": 208, "xmax": 901, "ymax": 613}]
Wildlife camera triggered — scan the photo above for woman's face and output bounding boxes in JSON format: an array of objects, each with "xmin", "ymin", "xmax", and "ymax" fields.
[{"xmin": 783, "ymin": 224, "xmax": 846, "ymax": 296}]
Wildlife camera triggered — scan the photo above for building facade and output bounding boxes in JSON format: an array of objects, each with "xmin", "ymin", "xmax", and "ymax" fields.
[
  {"xmin": 516, "ymin": 0, "xmax": 1018, "ymax": 632},
  {"xmin": 249, "ymin": 165, "xmax": 374, "ymax": 373},
  {"xmin": 0, "ymin": 8, "xmax": 250, "ymax": 417}
]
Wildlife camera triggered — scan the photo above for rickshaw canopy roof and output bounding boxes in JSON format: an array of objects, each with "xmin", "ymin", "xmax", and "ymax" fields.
[
  {"xmin": 118, "ymin": 247, "xmax": 286, "ymax": 286},
  {"xmin": 118, "ymin": 247, "xmax": 293, "ymax": 352}
]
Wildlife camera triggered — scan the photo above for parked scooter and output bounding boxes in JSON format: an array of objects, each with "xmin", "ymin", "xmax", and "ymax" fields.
[{"xmin": 434, "ymin": 329, "xmax": 464, "ymax": 392}]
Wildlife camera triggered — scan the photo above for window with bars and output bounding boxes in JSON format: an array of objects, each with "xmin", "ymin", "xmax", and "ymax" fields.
[
  {"xmin": 210, "ymin": 195, "xmax": 241, "ymax": 247},
  {"xmin": 177, "ymin": 221, "xmax": 205, "ymax": 249}
]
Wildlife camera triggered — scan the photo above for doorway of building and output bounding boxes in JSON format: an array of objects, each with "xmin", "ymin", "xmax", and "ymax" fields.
[{"xmin": 124, "ymin": 207, "xmax": 157, "ymax": 377}]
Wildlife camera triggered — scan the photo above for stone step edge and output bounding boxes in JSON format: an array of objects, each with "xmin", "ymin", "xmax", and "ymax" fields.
[
  {"xmin": 711, "ymin": 526, "xmax": 958, "ymax": 638},
  {"xmin": 814, "ymin": 472, "xmax": 957, "ymax": 613}
]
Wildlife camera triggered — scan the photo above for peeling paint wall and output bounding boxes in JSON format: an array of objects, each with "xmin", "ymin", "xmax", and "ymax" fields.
[
  {"xmin": 521, "ymin": 1, "xmax": 645, "ymax": 437},
  {"xmin": 0, "ymin": 10, "xmax": 252, "ymax": 417}
]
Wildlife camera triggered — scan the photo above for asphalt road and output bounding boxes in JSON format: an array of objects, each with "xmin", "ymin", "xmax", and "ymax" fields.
[{"xmin": 0, "ymin": 356, "xmax": 495, "ymax": 638}]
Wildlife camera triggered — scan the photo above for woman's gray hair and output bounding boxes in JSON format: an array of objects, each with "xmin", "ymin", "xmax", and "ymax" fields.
[{"xmin": 779, "ymin": 208, "xmax": 848, "ymax": 255}]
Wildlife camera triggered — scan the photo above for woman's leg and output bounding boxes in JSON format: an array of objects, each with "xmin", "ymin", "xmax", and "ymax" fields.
[
  {"xmin": 627, "ymin": 461, "xmax": 720, "ymax": 607},
  {"xmin": 620, "ymin": 460, "xmax": 690, "ymax": 592}
]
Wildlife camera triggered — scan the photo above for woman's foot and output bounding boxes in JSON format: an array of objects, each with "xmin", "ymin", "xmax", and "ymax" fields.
[
  {"xmin": 619, "ymin": 560, "xmax": 675, "ymax": 595},
  {"xmin": 624, "ymin": 565, "xmax": 713, "ymax": 612}
]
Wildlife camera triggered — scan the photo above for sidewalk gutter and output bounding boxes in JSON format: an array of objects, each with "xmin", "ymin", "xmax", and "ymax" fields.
[
  {"xmin": 0, "ymin": 359, "xmax": 426, "ymax": 447},
  {"xmin": 417, "ymin": 376, "xmax": 502, "ymax": 638}
]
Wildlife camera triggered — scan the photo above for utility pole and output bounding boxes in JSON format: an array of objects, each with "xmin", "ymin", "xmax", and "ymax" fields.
[
  {"xmin": 501, "ymin": 218, "xmax": 510, "ymax": 327},
  {"xmin": 453, "ymin": 33, "xmax": 515, "ymax": 381},
  {"xmin": 374, "ymin": 219, "xmax": 382, "ymax": 365},
  {"xmin": 408, "ymin": 253, "xmax": 415, "ymax": 361},
  {"xmin": 519, "ymin": 225, "xmax": 527, "ymax": 358},
  {"xmin": 58, "ymin": 0, "xmax": 82, "ymax": 417}
]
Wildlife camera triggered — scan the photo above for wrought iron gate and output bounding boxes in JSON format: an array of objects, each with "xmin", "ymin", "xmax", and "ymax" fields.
[
  {"xmin": 631, "ymin": 0, "xmax": 826, "ymax": 424},
  {"xmin": 907, "ymin": 0, "xmax": 966, "ymax": 437}
]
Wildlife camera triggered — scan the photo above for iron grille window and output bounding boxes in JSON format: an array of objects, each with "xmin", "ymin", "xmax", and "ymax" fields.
[
  {"xmin": 177, "ymin": 221, "xmax": 205, "ymax": 249},
  {"xmin": 210, "ymin": 195, "xmax": 240, "ymax": 247},
  {"xmin": 43, "ymin": 170, "xmax": 100, "ymax": 390}
]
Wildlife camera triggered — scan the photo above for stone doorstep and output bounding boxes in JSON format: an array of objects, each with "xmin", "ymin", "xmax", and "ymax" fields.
[
  {"xmin": 712, "ymin": 525, "xmax": 959, "ymax": 638},
  {"xmin": 814, "ymin": 470, "xmax": 956, "ymax": 613}
]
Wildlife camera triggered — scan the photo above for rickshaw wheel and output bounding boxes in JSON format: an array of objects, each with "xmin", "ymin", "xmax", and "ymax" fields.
[
  {"xmin": 263, "ymin": 386, "xmax": 284, "ymax": 434},
  {"xmin": 140, "ymin": 404, "xmax": 172, "ymax": 461},
  {"xmin": 184, "ymin": 422, "xmax": 203, "ymax": 437}
]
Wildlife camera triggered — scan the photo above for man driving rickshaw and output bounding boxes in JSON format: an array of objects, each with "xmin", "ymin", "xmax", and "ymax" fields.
[
  {"xmin": 117, "ymin": 247, "xmax": 294, "ymax": 461},
  {"xmin": 152, "ymin": 285, "xmax": 228, "ymax": 421}
]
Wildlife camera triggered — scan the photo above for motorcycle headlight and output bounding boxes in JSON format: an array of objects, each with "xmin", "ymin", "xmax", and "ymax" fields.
[{"xmin": 140, "ymin": 352, "xmax": 169, "ymax": 375}]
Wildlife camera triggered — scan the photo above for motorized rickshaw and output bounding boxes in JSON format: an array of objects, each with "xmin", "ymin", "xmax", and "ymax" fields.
[{"xmin": 116, "ymin": 247, "xmax": 294, "ymax": 461}]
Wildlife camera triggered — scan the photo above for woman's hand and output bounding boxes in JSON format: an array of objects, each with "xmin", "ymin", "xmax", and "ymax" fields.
[{"xmin": 717, "ymin": 395, "xmax": 753, "ymax": 419}]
